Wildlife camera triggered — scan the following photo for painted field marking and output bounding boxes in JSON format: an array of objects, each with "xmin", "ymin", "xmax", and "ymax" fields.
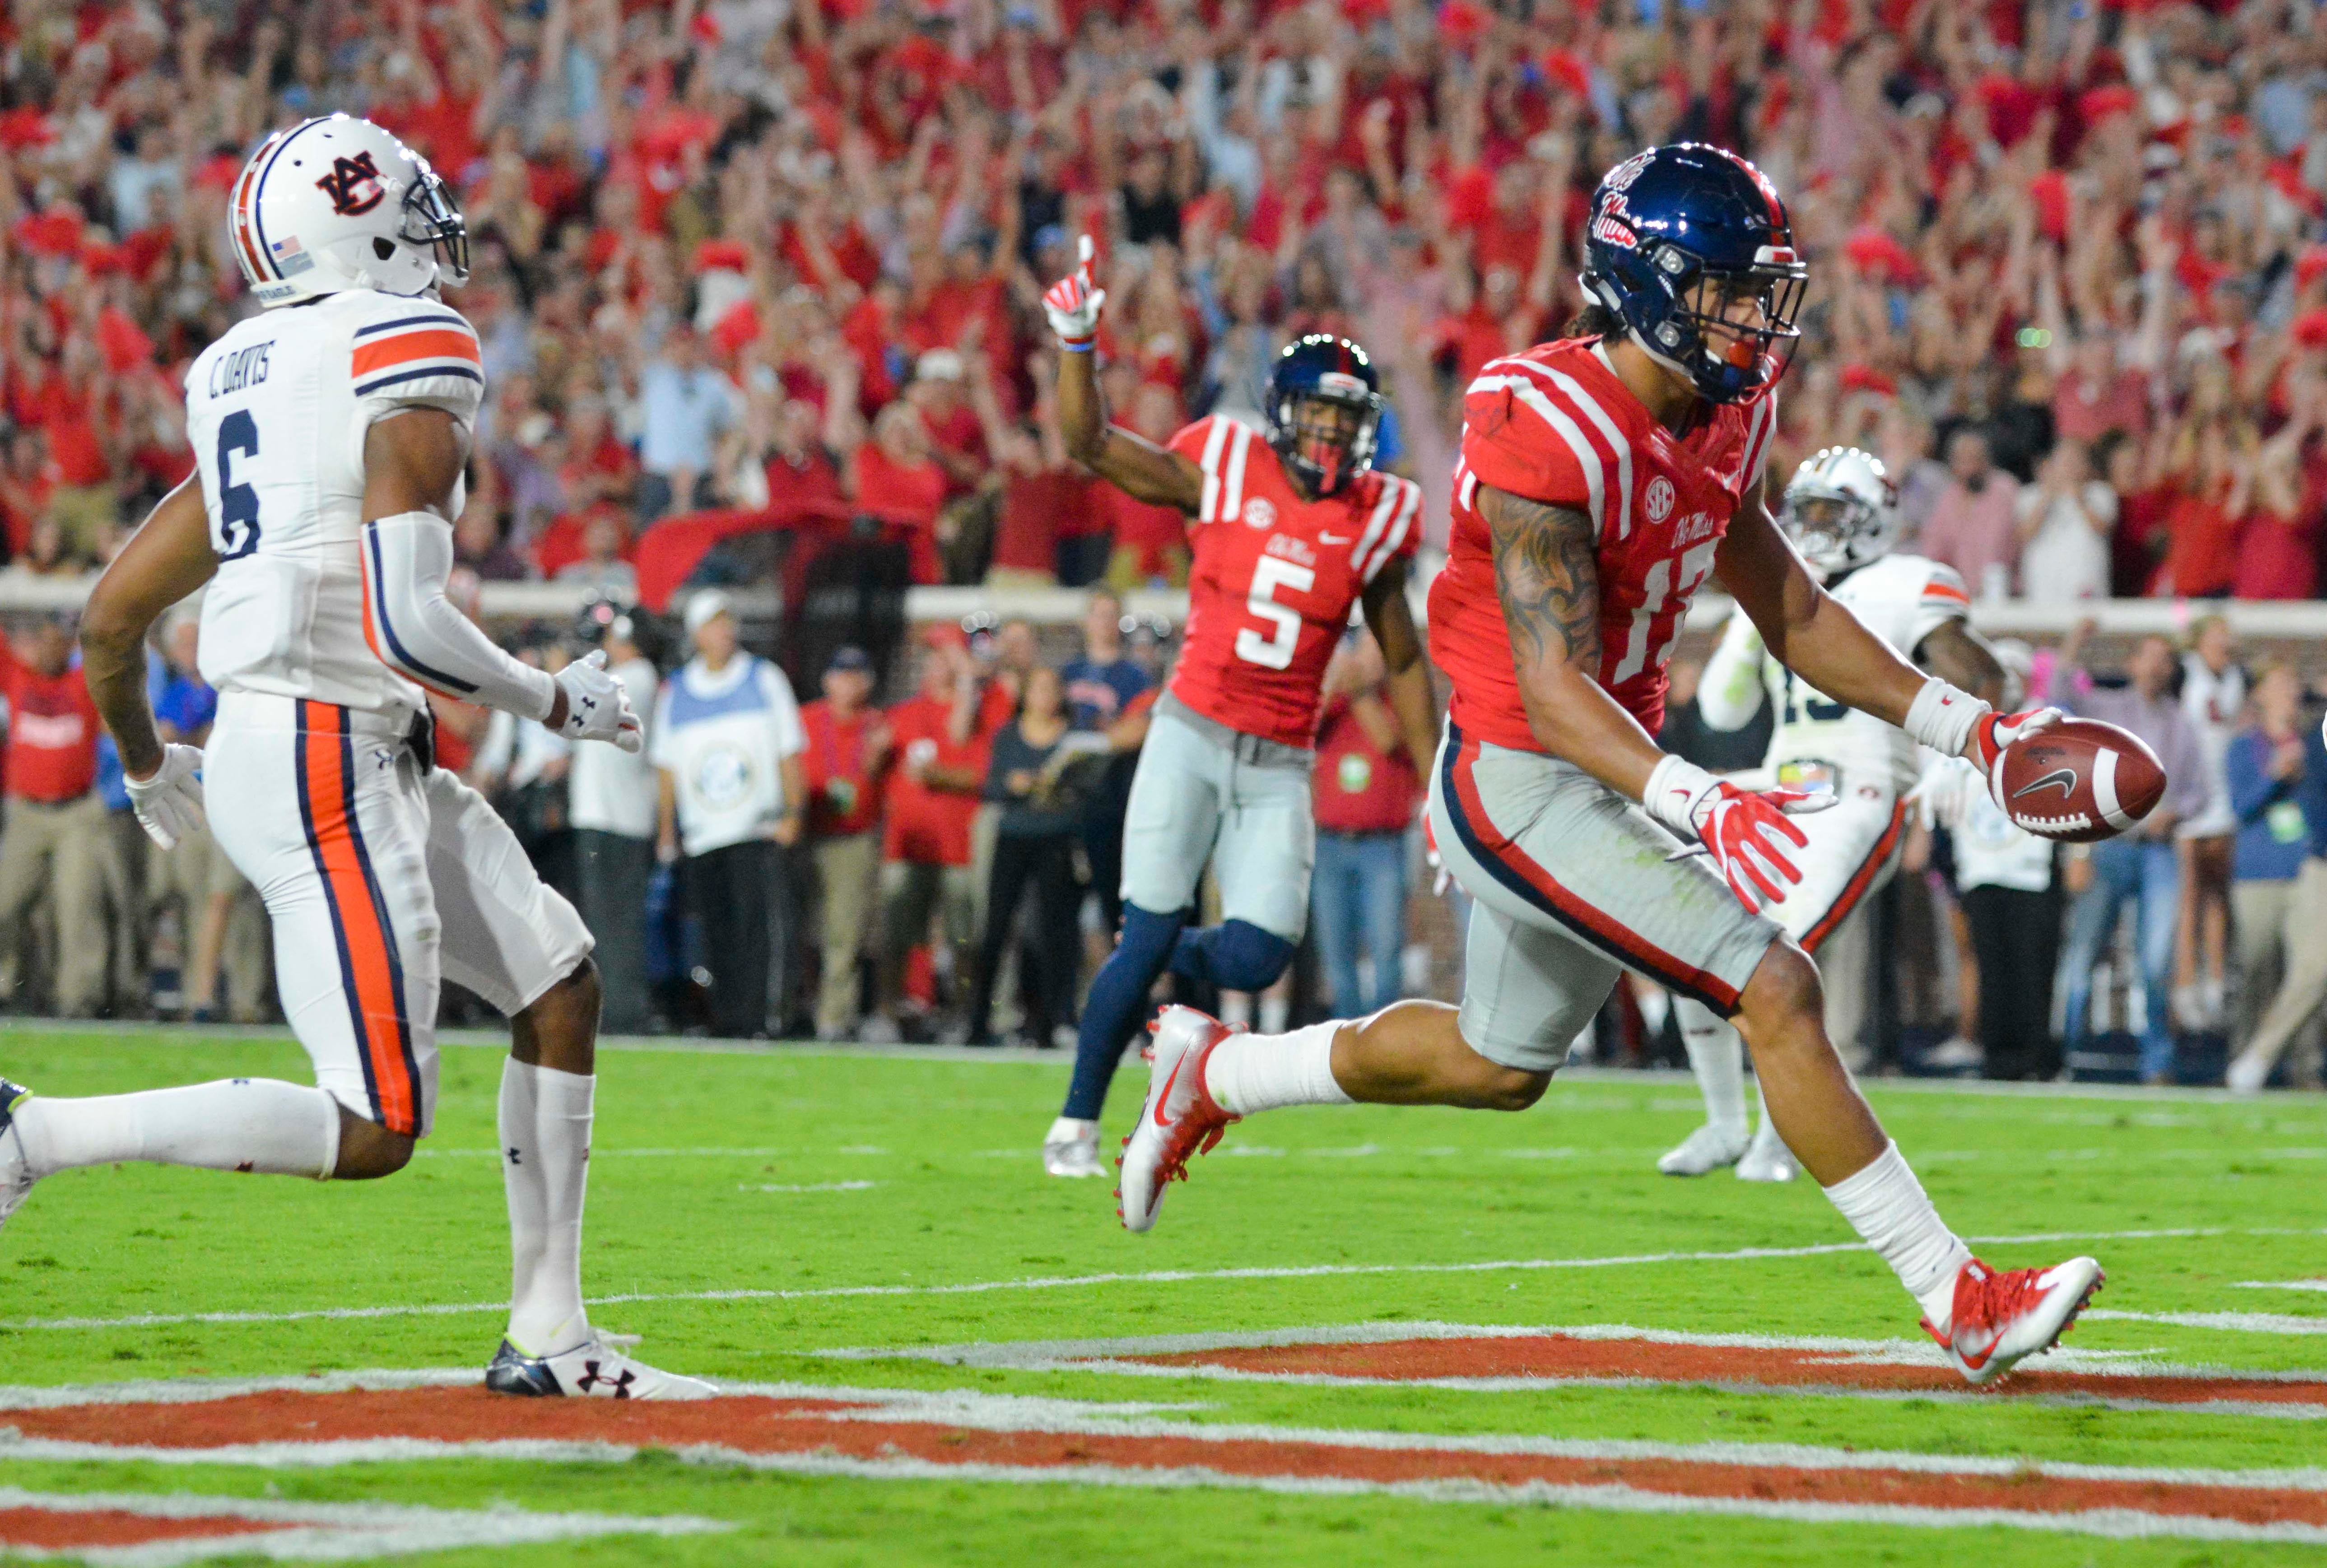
[
  {"xmin": 2240, "ymin": 1281, "xmax": 2327, "ymax": 1294},
  {"xmin": 819, "ymin": 1321, "xmax": 2327, "ymax": 1419},
  {"xmin": 0, "ymin": 1225, "xmax": 2276, "ymax": 1335},
  {"xmin": 2085, "ymin": 1310, "xmax": 2327, "ymax": 1336},
  {"xmin": 0, "ymin": 1484, "xmax": 726, "ymax": 1565},
  {"xmin": 743, "ymin": 1181, "xmax": 880, "ymax": 1194},
  {"xmin": 10, "ymin": 1376, "xmax": 2327, "ymax": 1544}
]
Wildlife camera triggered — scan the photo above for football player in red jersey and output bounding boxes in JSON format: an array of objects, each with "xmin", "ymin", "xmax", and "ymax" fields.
[
  {"xmin": 1115, "ymin": 147, "xmax": 2102, "ymax": 1386},
  {"xmin": 1038, "ymin": 237, "xmax": 1439, "ymax": 1180}
]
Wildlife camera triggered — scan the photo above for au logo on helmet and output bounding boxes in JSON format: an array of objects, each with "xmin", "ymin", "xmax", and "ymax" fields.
[{"xmin": 316, "ymin": 151, "xmax": 386, "ymax": 217}]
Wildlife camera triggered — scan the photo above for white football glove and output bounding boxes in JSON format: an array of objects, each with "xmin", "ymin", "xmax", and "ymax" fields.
[
  {"xmin": 126, "ymin": 743, "xmax": 207, "ymax": 850},
  {"xmin": 553, "ymin": 650, "xmax": 644, "ymax": 754},
  {"xmin": 1041, "ymin": 234, "xmax": 1106, "ymax": 348},
  {"xmin": 1908, "ymin": 754, "xmax": 1983, "ymax": 832}
]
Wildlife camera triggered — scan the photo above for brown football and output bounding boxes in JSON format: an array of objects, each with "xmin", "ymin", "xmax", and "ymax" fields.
[{"xmin": 1993, "ymin": 718, "xmax": 2166, "ymax": 844}]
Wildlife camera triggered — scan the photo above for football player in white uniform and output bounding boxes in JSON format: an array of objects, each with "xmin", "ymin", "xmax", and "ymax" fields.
[
  {"xmin": 0, "ymin": 117, "xmax": 708, "ymax": 1399},
  {"xmin": 1660, "ymin": 448, "xmax": 2004, "ymax": 1181}
]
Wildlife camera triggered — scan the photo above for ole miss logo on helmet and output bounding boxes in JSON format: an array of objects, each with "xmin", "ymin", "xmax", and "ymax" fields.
[{"xmin": 316, "ymin": 151, "xmax": 387, "ymax": 217}]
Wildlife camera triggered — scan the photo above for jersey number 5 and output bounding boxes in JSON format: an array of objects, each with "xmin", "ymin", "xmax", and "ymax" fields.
[
  {"xmin": 1236, "ymin": 556, "xmax": 1314, "ymax": 670},
  {"xmin": 214, "ymin": 410, "xmax": 263, "ymax": 562}
]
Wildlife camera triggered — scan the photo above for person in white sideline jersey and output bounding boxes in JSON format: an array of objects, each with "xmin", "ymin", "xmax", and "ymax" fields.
[
  {"xmin": 1113, "ymin": 143, "xmax": 2103, "ymax": 1385},
  {"xmin": 0, "ymin": 116, "xmax": 711, "ymax": 1400},
  {"xmin": 1661, "ymin": 447, "xmax": 2005, "ymax": 1182}
]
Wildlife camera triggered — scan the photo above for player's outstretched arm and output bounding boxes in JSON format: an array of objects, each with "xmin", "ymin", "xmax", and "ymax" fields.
[
  {"xmin": 1716, "ymin": 496, "xmax": 1930, "ymax": 728},
  {"xmin": 1359, "ymin": 556, "xmax": 1441, "ymax": 770},
  {"xmin": 362, "ymin": 409, "xmax": 640, "ymax": 751},
  {"xmin": 1718, "ymin": 496, "xmax": 2051, "ymax": 774},
  {"xmin": 1913, "ymin": 619, "xmax": 2005, "ymax": 707},
  {"xmin": 1045, "ymin": 236, "xmax": 1203, "ymax": 515},
  {"xmin": 1480, "ymin": 484, "xmax": 1664, "ymax": 798},
  {"xmin": 83, "ymin": 476, "xmax": 218, "ymax": 781}
]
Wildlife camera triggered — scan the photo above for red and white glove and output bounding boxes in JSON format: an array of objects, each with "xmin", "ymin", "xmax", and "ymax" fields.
[
  {"xmin": 1041, "ymin": 234, "xmax": 1106, "ymax": 349},
  {"xmin": 1643, "ymin": 756, "xmax": 1832, "ymax": 914},
  {"xmin": 1901, "ymin": 677, "xmax": 2061, "ymax": 804}
]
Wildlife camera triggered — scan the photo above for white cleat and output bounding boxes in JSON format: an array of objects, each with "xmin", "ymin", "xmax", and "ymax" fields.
[
  {"xmin": 1924, "ymin": 1256, "xmax": 2105, "ymax": 1386},
  {"xmin": 1657, "ymin": 1122, "xmax": 1748, "ymax": 1177},
  {"xmin": 0, "ymin": 1079, "xmax": 37, "ymax": 1233},
  {"xmin": 2225, "ymin": 1051, "xmax": 2271, "ymax": 1095},
  {"xmin": 1734, "ymin": 1118, "xmax": 1799, "ymax": 1183},
  {"xmin": 1115, "ymin": 1006, "xmax": 1238, "ymax": 1233},
  {"xmin": 1042, "ymin": 1117, "xmax": 1103, "ymax": 1178},
  {"xmin": 485, "ymin": 1331, "xmax": 717, "ymax": 1400}
]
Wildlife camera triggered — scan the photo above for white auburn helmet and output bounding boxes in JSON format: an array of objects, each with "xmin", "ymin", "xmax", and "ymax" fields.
[
  {"xmin": 1780, "ymin": 445, "xmax": 1900, "ymax": 578},
  {"xmin": 229, "ymin": 114, "xmax": 470, "ymax": 308}
]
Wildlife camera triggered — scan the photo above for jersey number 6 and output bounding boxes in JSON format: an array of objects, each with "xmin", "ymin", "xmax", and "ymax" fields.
[
  {"xmin": 1236, "ymin": 556, "xmax": 1315, "ymax": 671},
  {"xmin": 214, "ymin": 410, "xmax": 263, "ymax": 562}
]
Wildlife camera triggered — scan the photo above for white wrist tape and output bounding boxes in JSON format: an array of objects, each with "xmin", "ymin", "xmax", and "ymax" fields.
[
  {"xmin": 1643, "ymin": 754, "xmax": 1715, "ymax": 836},
  {"xmin": 361, "ymin": 511, "xmax": 559, "ymax": 721},
  {"xmin": 1902, "ymin": 677, "xmax": 1989, "ymax": 760}
]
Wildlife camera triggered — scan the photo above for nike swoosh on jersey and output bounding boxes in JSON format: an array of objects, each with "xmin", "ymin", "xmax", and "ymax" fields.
[{"xmin": 2011, "ymin": 768, "xmax": 2078, "ymax": 801}]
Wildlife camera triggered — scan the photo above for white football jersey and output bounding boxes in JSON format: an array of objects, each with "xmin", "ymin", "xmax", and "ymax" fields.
[
  {"xmin": 184, "ymin": 289, "xmax": 485, "ymax": 717},
  {"xmin": 1759, "ymin": 554, "xmax": 1971, "ymax": 796}
]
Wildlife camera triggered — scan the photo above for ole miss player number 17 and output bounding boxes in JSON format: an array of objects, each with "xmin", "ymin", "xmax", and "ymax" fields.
[{"xmin": 1111, "ymin": 146, "xmax": 2107, "ymax": 1387}]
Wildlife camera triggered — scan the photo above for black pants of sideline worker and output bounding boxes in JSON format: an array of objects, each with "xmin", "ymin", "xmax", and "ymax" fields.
[
  {"xmin": 968, "ymin": 830, "xmax": 1082, "ymax": 1043},
  {"xmin": 1963, "ymin": 882, "xmax": 2064, "ymax": 1081},
  {"xmin": 687, "ymin": 838, "xmax": 779, "ymax": 1038},
  {"xmin": 576, "ymin": 829, "xmax": 654, "ymax": 1034}
]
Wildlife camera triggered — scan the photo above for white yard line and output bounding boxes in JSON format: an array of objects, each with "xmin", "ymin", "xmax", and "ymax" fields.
[
  {"xmin": 2239, "ymin": 1281, "xmax": 2327, "ymax": 1294},
  {"xmin": 0, "ymin": 1225, "xmax": 2261, "ymax": 1335},
  {"xmin": 2084, "ymin": 1310, "xmax": 2327, "ymax": 1336},
  {"xmin": 742, "ymin": 1181, "xmax": 880, "ymax": 1194}
]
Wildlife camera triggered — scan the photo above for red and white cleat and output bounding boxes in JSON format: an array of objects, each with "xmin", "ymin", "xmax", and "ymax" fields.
[
  {"xmin": 1115, "ymin": 1006, "xmax": 1239, "ymax": 1233},
  {"xmin": 1923, "ymin": 1256, "xmax": 2104, "ymax": 1385}
]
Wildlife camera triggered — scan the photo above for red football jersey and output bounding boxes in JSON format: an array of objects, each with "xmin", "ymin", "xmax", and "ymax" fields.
[
  {"xmin": 1428, "ymin": 339, "xmax": 1778, "ymax": 749},
  {"xmin": 1164, "ymin": 416, "xmax": 1424, "ymax": 749}
]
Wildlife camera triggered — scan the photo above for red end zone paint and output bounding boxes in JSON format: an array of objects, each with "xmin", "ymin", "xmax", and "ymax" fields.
[
  {"xmin": 14, "ymin": 1383, "xmax": 2327, "ymax": 1541},
  {"xmin": 1126, "ymin": 1334, "xmax": 2327, "ymax": 1411},
  {"xmin": 0, "ymin": 1504, "xmax": 289, "ymax": 1550}
]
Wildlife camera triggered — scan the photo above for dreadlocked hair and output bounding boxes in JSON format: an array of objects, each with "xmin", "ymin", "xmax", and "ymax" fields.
[{"xmin": 1563, "ymin": 302, "xmax": 1622, "ymax": 340}]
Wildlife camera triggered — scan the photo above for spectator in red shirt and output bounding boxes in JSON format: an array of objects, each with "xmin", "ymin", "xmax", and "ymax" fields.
[
  {"xmin": 2156, "ymin": 419, "xmax": 2252, "ymax": 600},
  {"xmin": 0, "ymin": 616, "xmax": 112, "ymax": 1015},
  {"xmin": 0, "ymin": 429, "xmax": 57, "ymax": 561},
  {"xmin": 801, "ymin": 646, "xmax": 892, "ymax": 1041},
  {"xmin": 850, "ymin": 403, "xmax": 948, "ymax": 586},
  {"xmin": 1308, "ymin": 632, "xmax": 1421, "ymax": 1019},
  {"xmin": 868, "ymin": 636, "xmax": 988, "ymax": 1042}
]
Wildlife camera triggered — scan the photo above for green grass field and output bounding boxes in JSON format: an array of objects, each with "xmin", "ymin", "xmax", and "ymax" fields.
[{"xmin": 3, "ymin": 1022, "xmax": 2326, "ymax": 1566}]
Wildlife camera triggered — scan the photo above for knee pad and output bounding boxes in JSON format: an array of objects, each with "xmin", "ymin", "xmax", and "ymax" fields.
[{"xmin": 1177, "ymin": 919, "xmax": 1296, "ymax": 993}]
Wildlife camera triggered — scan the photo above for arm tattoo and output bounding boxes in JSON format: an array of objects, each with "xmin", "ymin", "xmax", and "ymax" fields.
[{"xmin": 1481, "ymin": 486, "xmax": 1600, "ymax": 670}]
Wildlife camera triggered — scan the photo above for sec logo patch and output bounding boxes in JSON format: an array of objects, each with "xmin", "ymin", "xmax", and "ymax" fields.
[
  {"xmin": 1644, "ymin": 477, "xmax": 1676, "ymax": 525},
  {"xmin": 1243, "ymin": 497, "xmax": 1277, "ymax": 530}
]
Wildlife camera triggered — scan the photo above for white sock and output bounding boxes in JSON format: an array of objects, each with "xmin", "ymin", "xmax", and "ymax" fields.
[
  {"xmin": 1821, "ymin": 1140, "xmax": 1973, "ymax": 1330},
  {"xmin": 506, "ymin": 1063, "xmax": 595, "ymax": 1357},
  {"xmin": 1202, "ymin": 1022, "xmax": 1354, "ymax": 1116},
  {"xmin": 1257, "ymin": 992, "xmax": 1290, "ymax": 1033},
  {"xmin": 11, "ymin": 1080, "xmax": 338, "ymax": 1179},
  {"xmin": 1219, "ymin": 992, "xmax": 1253, "ymax": 1028},
  {"xmin": 1045, "ymin": 1115, "xmax": 1095, "ymax": 1144},
  {"xmin": 498, "ymin": 1059, "xmax": 547, "ymax": 1345},
  {"xmin": 1676, "ymin": 1000, "xmax": 1748, "ymax": 1135}
]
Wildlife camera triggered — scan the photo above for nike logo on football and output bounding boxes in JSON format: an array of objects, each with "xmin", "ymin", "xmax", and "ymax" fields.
[{"xmin": 2011, "ymin": 768, "xmax": 2078, "ymax": 801}]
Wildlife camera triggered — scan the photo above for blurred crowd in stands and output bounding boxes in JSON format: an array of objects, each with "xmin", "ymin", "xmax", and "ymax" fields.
[
  {"xmin": 0, "ymin": 0, "xmax": 2320, "ymax": 1085},
  {"xmin": 0, "ymin": 0, "xmax": 2325, "ymax": 594}
]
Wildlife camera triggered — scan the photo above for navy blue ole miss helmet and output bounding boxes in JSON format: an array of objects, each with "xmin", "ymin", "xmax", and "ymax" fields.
[
  {"xmin": 1580, "ymin": 143, "xmax": 1808, "ymax": 405},
  {"xmin": 1265, "ymin": 334, "xmax": 1384, "ymax": 497}
]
